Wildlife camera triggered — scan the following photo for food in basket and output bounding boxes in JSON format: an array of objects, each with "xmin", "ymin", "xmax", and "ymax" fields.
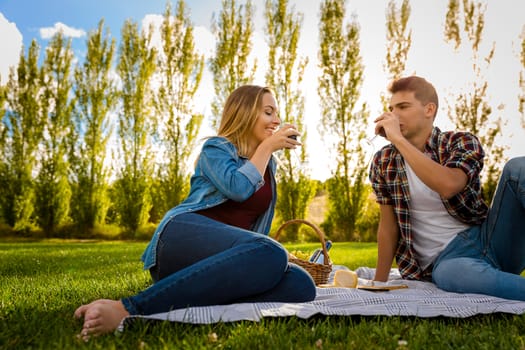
[
  {"xmin": 288, "ymin": 250, "xmax": 311, "ymax": 261},
  {"xmin": 333, "ymin": 270, "xmax": 358, "ymax": 288}
]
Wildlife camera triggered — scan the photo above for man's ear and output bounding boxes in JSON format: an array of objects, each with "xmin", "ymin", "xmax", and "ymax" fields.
[{"xmin": 425, "ymin": 102, "xmax": 437, "ymax": 119}]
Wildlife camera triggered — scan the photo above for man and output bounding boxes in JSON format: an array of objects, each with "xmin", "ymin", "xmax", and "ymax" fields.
[{"xmin": 370, "ymin": 75, "xmax": 525, "ymax": 300}]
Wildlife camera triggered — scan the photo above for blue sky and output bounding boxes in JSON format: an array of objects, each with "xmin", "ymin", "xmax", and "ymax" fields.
[
  {"xmin": 0, "ymin": 0, "xmax": 166, "ymax": 39},
  {"xmin": 0, "ymin": 0, "xmax": 222, "ymax": 70},
  {"xmin": 0, "ymin": 0, "xmax": 524, "ymax": 179}
]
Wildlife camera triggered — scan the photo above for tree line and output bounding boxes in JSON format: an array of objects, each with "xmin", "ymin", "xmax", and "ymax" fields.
[{"xmin": 0, "ymin": 0, "xmax": 523, "ymax": 242}]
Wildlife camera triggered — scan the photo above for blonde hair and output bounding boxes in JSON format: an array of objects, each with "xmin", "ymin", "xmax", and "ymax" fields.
[{"xmin": 218, "ymin": 85, "xmax": 274, "ymax": 157}]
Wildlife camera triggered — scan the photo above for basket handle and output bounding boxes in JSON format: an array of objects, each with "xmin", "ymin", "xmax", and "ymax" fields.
[{"xmin": 272, "ymin": 219, "xmax": 331, "ymax": 266}]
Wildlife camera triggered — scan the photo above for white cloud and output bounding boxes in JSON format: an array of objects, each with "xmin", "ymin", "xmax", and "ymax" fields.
[
  {"xmin": 193, "ymin": 25, "xmax": 216, "ymax": 57},
  {"xmin": 39, "ymin": 22, "xmax": 86, "ymax": 39},
  {"xmin": 141, "ymin": 14, "xmax": 163, "ymax": 49},
  {"xmin": 141, "ymin": 15, "xmax": 216, "ymax": 55},
  {"xmin": 0, "ymin": 12, "xmax": 23, "ymax": 82}
]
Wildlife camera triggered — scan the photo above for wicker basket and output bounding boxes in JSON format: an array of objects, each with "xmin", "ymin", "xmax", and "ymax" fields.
[{"xmin": 272, "ymin": 219, "xmax": 332, "ymax": 285}]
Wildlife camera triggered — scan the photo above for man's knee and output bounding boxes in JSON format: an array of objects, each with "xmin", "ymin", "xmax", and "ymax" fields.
[{"xmin": 504, "ymin": 157, "xmax": 525, "ymax": 175}]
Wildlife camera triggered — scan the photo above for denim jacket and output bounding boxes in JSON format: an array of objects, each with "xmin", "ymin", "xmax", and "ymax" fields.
[{"xmin": 141, "ymin": 136, "xmax": 278, "ymax": 270}]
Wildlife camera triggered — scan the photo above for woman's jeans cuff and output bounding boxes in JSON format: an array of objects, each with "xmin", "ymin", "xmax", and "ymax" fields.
[{"xmin": 121, "ymin": 297, "xmax": 139, "ymax": 315}]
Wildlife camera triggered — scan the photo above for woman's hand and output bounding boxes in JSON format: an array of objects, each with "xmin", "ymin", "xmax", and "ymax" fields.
[
  {"xmin": 262, "ymin": 123, "xmax": 301, "ymax": 153},
  {"xmin": 250, "ymin": 124, "xmax": 301, "ymax": 175}
]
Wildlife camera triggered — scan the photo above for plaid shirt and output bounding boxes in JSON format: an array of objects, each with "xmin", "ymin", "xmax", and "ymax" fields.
[{"xmin": 369, "ymin": 127, "xmax": 489, "ymax": 280}]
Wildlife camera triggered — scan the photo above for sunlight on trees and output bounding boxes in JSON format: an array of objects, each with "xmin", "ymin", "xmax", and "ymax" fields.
[
  {"xmin": 444, "ymin": 0, "xmax": 505, "ymax": 202},
  {"xmin": 385, "ymin": 0, "xmax": 412, "ymax": 81},
  {"xmin": 112, "ymin": 19, "xmax": 157, "ymax": 234},
  {"xmin": 264, "ymin": 0, "xmax": 316, "ymax": 241},
  {"xmin": 1, "ymin": 40, "xmax": 42, "ymax": 231},
  {"xmin": 209, "ymin": 0, "xmax": 257, "ymax": 131},
  {"xmin": 518, "ymin": 26, "xmax": 525, "ymax": 129},
  {"xmin": 381, "ymin": 0, "xmax": 412, "ymax": 111},
  {"xmin": 70, "ymin": 20, "xmax": 116, "ymax": 230},
  {"xmin": 318, "ymin": 0, "xmax": 370, "ymax": 241},
  {"xmin": 0, "ymin": 0, "xmax": 521, "ymax": 240},
  {"xmin": 150, "ymin": 1, "xmax": 204, "ymax": 221},
  {"xmin": 35, "ymin": 32, "xmax": 74, "ymax": 235}
]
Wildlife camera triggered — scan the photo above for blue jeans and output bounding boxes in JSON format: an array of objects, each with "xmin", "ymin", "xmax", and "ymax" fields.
[
  {"xmin": 122, "ymin": 213, "xmax": 316, "ymax": 315},
  {"xmin": 432, "ymin": 157, "xmax": 525, "ymax": 300}
]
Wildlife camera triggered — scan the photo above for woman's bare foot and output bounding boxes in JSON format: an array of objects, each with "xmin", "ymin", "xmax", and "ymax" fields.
[{"xmin": 74, "ymin": 299, "xmax": 130, "ymax": 341}]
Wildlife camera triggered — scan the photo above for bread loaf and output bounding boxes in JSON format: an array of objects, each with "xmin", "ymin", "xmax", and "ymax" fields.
[{"xmin": 333, "ymin": 269, "xmax": 358, "ymax": 288}]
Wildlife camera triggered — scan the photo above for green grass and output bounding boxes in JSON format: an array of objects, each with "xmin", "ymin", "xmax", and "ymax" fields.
[{"xmin": 2, "ymin": 240, "xmax": 525, "ymax": 349}]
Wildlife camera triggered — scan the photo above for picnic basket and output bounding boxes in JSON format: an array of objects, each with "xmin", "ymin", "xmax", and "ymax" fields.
[{"xmin": 272, "ymin": 219, "xmax": 332, "ymax": 285}]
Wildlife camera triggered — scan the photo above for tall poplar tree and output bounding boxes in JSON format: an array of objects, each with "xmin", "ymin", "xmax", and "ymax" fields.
[
  {"xmin": 444, "ymin": 0, "xmax": 505, "ymax": 202},
  {"xmin": 0, "ymin": 80, "xmax": 6, "ymax": 224},
  {"xmin": 150, "ymin": 0, "xmax": 204, "ymax": 221},
  {"xmin": 381, "ymin": 0, "xmax": 412, "ymax": 110},
  {"xmin": 0, "ymin": 40, "xmax": 43, "ymax": 231},
  {"xmin": 385, "ymin": 0, "xmax": 411, "ymax": 79},
  {"xmin": 0, "ymin": 78, "xmax": 5, "ymax": 113},
  {"xmin": 114, "ymin": 19, "xmax": 156, "ymax": 234},
  {"xmin": 35, "ymin": 32, "xmax": 74, "ymax": 235},
  {"xmin": 209, "ymin": 0, "xmax": 257, "ymax": 130},
  {"xmin": 518, "ymin": 26, "xmax": 525, "ymax": 129},
  {"xmin": 71, "ymin": 20, "xmax": 116, "ymax": 231},
  {"xmin": 264, "ymin": 0, "xmax": 315, "ymax": 241},
  {"xmin": 318, "ymin": 0, "xmax": 369, "ymax": 241}
]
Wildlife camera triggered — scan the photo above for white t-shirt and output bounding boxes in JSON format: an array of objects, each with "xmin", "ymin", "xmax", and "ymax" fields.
[{"xmin": 405, "ymin": 162, "xmax": 470, "ymax": 270}]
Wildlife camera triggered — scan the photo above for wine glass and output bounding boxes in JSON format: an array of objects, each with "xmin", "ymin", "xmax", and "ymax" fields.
[
  {"xmin": 359, "ymin": 134, "xmax": 380, "ymax": 167},
  {"xmin": 274, "ymin": 135, "xmax": 306, "ymax": 177},
  {"xmin": 287, "ymin": 135, "xmax": 307, "ymax": 175}
]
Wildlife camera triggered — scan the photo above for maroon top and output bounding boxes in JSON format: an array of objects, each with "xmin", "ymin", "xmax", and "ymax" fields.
[{"xmin": 197, "ymin": 170, "xmax": 272, "ymax": 230}]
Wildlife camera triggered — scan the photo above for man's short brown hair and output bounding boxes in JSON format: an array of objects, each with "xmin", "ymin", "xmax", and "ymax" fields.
[{"xmin": 388, "ymin": 76, "xmax": 439, "ymax": 117}]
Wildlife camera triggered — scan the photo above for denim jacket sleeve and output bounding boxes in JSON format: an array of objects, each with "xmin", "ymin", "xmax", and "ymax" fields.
[{"xmin": 198, "ymin": 137, "xmax": 264, "ymax": 201}]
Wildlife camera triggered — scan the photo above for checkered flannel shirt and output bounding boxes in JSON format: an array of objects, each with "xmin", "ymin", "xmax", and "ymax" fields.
[{"xmin": 369, "ymin": 127, "xmax": 489, "ymax": 280}]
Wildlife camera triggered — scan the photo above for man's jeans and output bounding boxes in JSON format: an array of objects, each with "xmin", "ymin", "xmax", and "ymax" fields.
[
  {"xmin": 122, "ymin": 213, "xmax": 316, "ymax": 315},
  {"xmin": 433, "ymin": 157, "xmax": 525, "ymax": 300}
]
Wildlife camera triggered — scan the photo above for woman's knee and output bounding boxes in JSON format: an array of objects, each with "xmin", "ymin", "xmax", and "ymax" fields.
[
  {"xmin": 288, "ymin": 265, "xmax": 316, "ymax": 302},
  {"xmin": 300, "ymin": 280, "xmax": 316, "ymax": 302},
  {"xmin": 253, "ymin": 235, "xmax": 289, "ymax": 267}
]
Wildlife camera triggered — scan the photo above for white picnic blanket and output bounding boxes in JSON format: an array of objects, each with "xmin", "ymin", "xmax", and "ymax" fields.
[{"xmin": 119, "ymin": 266, "xmax": 525, "ymax": 329}]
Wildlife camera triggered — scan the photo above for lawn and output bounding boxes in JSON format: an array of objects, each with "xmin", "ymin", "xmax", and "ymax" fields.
[{"xmin": 1, "ymin": 239, "xmax": 525, "ymax": 349}]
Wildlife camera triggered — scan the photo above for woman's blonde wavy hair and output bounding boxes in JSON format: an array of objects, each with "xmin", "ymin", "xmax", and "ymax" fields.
[{"xmin": 217, "ymin": 85, "xmax": 275, "ymax": 157}]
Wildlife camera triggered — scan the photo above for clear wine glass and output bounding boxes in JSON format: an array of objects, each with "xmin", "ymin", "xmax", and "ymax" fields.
[
  {"xmin": 275, "ymin": 135, "xmax": 306, "ymax": 177},
  {"xmin": 359, "ymin": 134, "xmax": 380, "ymax": 167},
  {"xmin": 288, "ymin": 135, "xmax": 307, "ymax": 175},
  {"xmin": 360, "ymin": 134, "xmax": 379, "ymax": 149}
]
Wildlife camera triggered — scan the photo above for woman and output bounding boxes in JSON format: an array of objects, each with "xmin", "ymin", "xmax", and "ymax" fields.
[{"xmin": 74, "ymin": 85, "xmax": 316, "ymax": 339}]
